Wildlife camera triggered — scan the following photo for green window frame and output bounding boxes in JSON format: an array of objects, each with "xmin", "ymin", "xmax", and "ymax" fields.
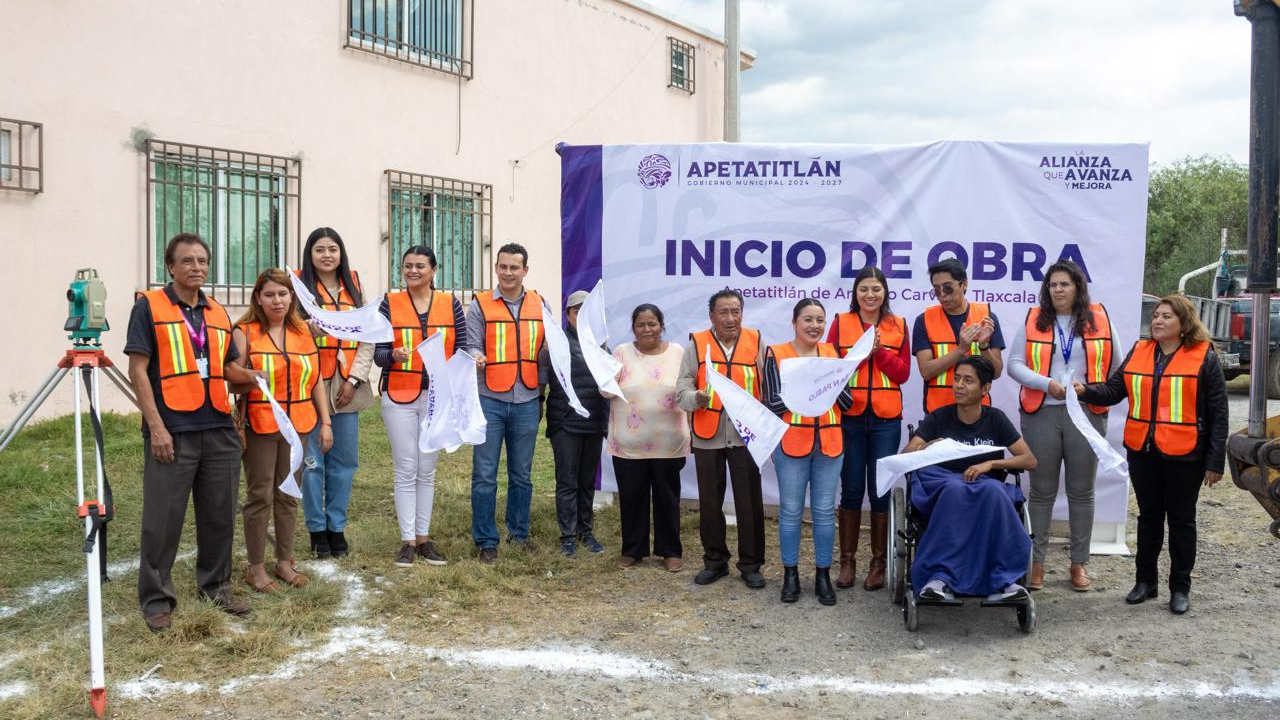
[{"xmin": 386, "ymin": 170, "xmax": 492, "ymax": 296}]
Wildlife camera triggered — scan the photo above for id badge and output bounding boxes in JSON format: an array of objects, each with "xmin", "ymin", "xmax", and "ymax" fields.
[{"xmin": 197, "ymin": 357, "xmax": 210, "ymax": 379}]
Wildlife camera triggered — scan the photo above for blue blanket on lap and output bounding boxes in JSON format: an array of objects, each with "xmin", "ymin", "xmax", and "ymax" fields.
[{"xmin": 909, "ymin": 464, "xmax": 1031, "ymax": 597}]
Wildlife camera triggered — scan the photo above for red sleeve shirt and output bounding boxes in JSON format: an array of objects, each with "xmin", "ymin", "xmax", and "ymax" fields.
[{"xmin": 827, "ymin": 314, "xmax": 912, "ymax": 385}]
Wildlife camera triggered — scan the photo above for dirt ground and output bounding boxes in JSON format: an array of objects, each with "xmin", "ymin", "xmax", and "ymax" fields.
[{"xmin": 28, "ymin": 384, "xmax": 1280, "ymax": 719}]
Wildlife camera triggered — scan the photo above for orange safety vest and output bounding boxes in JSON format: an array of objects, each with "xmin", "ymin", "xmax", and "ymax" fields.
[
  {"xmin": 691, "ymin": 327, "xmax": 761, "ymax": 440},
  {"xmin": 476, "ymin": 290, "xmax": 544, "ymax": 393},
  {"xmin": 143, "ymin": 288, "xmax": 232, "ymax": 414},
  {"xmin": 921, "ymin": 303, "xmax": 993, "ymax": 413},
  {"xmin": 1121, "ymin": 340, "xmax": 1209, "ymax": 457},
  {"xmin": 1020, "ymin": 303, "xmax": 1113, "ymax": 415},
  {"xmin": 385, "ymin": 290, "xmax": 458, "ymax": 404},
  {"xmin": 295, "ymin": 269, "xmax": 363, "ymax": 380},
  {"xmin": 771, "ymin": 342, "xmax": 843, "ymax": 458},
  {"xmin": 835, "ymin": 313, "xmax": 906, "ymax": 419},
  {"xmin": 241, "ymin": 321, "xmax": 320, "ymax": 435}
]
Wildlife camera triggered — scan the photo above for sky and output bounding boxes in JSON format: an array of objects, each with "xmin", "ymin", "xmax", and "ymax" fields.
[{"xmin": 642, "ymin": 0, "xmax": 1253, "ymax": 165}]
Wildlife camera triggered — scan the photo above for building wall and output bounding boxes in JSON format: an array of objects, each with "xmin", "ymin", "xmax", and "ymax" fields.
[{"xmin": 0, "ymin": 0, "xmax": 744, "ymax": 422}]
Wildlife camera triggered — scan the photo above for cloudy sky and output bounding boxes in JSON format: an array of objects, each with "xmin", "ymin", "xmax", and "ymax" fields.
[{"xmin": 643, "ymin": 0, "xmax": 1252, "ymax": 165}]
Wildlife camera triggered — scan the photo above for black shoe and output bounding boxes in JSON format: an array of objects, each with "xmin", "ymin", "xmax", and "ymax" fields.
[
  {"xmin": 479, "ymin": 547, "xmax": 498, "ymax": 565},
  {"xmin": 1169, "ymin": 591, "xmax": 1190, "ymax": 615},
  {"xmin": 1125, "ymin": 582, "xmax": 1158, "ymax": 605},
  {"xmin": 780, "ymin": 566, "xmax": 800, "ymax": 603},
  {"xmin": 694, "ymin": 566, "xmax": 729, "ymax": 585},
  {"xmin": 310, "ymin": 531, "xmax": 331, "ymax": 559},
  {"xmin": 815, "ymin": 567, "xmax": 836, "ymax": 606},
  {"xmin": 415, "ymin": 540, "xmax": 447, "ymax": 566},
  {"xmin": 579, "ymin": 534, "xmax": 605, "ymax": 554},
  {"xmin": 394, "ymin": 543, "xmax": 415, "ymax": 567},
  {"xmin": 560, "ymin": 539, "xmax": 577, "ymax": 558},
  {"xmin": 327, "ymin": 530, "xmax": 349, "ymax": 558},
  {"xmin": 741, "ymin": 570, "xmax": 766, "ymax": 589}
]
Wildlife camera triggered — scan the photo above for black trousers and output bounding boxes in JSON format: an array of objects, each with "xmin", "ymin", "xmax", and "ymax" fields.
[
  {"xmin": 693, "ymin": 446, "xmax": 765, "ymax": 573},
  {"xmin": 138, "ymin": 426, "xmax": 242, "ymax": 616},
  {"xmin": 550, "ymin": 430, "xmax": 604, "ymax": 542},
  {"xmin": 1128, "ymin": 450, "xmax": 1205, "ymax": 593},
  {"xmin": 613, "ymin": 456, "xmax": 685, "ymax": 560}
]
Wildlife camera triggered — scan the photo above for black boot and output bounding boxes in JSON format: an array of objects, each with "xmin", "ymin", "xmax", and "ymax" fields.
[
  {"xmin": 815, "ymin": 567, "xmax": 837, "ymax": 606},
  {"xmin": 328, "ymin": 530, "xmax": 349, "ymax": 558},
  {"xmin": 781, "ymin": 566, "xmax": 800, "ymax": 603},
  {"xmin": 310, "ymin": 531, "xmax": 331, "ymax": 559}
]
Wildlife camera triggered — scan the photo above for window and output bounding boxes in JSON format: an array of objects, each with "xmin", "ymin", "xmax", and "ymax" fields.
[
  {"xmin": 347, "ymin": 0, "xmax": 473, "ymax": 79},
  {"xmin": 0, "ymin": 117, "xmax": 43, "ymax": 193},
  {"xmin": 146, "ymin": 140, "xmax": 300, "ymax": 306},
  {"xmin": 386, "ymin": 170, "xmax": 492, "ymax": 298},
  {"xmin": 669, "ymin": 37, "xmax": 695, "ymax": 94}
]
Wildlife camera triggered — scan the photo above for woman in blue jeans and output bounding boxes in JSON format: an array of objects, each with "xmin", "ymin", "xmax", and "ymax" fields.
[
  {"xmin": 826, "ymin": 266, "xmax": 911, "ymax": 591},
  {"xmin": 763, "ymin": 298, "xmax": 853, "ymax": 605}
]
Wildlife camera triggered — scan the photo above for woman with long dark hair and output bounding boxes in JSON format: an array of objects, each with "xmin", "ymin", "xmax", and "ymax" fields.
[
  {"xmin": 1009, "ymin": 260, "xmax": 1121, "ymax": 592},
  {"xmin": 825, "ymin": 266, "xmax": 911, "ymax": 591},
  {"xmin": 374, "ymin": 245, "xmax": 466, "ymax": 568},
  {"xmin": 297, "ymin": 227, "xmax": 375, "ymax": 559}
]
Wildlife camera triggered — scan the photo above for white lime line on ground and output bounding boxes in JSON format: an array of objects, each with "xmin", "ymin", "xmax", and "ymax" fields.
[{"xmin": 0, "ymin": 550, "xmax": 195, "ymax": 619}]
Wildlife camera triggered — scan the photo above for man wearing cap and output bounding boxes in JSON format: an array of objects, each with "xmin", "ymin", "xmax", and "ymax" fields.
[{"xmin": 545, "ymin": 290, "xmax": 610, "ymax": 558}]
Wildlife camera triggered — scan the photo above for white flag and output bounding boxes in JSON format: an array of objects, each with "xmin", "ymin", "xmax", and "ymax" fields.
[
  {"xmin": 288, "ymin": 267, "xmax": 392, "ymax": 343},
  {"xmin": 1063, "ymin": 374, "xmax": 1128, "ymax": 475},
  {"xmin": 543, "ymin": 303, "xmax": 590, "ymax": 418},
  {"xmin": 577, "ymin": 280, "xmax": 627, "ymax": 402},
  {"xmin": 253, "ymin": 377, "xmax": 304, "ymax": 499},
  {"xmin": 447, "ymin": 349, "xmax": 487, "ymax": 447},
  {"xmin": 778, "ymin": 328, "xmax": 876, "ymax": 417},
  {"xmin": 703, "ymin": 346, "xmax": 786, "ymax": 469},
  {"xmin": 875, "ymin": 439, "xmax": 1008, "ymax": 497},
  {"xmin": 417, "ymin": 332, "xmax": 461, "ymax": 453}
]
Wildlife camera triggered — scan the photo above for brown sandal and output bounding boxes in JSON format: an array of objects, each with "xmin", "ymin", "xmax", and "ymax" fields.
[
  {"xmin": 245, "ymin": 570, "xmax": 283, "ymax": 594},
  {"xmin": 273, "ymin": 560, "xmax": 310, "ymax": 589}
]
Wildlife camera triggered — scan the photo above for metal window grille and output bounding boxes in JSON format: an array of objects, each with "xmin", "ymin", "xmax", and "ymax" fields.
[
  {"xmin": 146, "ymin": 139, "xmax": 301, "ymax": 307},
  {"xmin": 386, "ymin": 170, "xmax": 492, "ymax": 301},
  {"xmin": 669, "ymin": 37, "xmax": 695, "ymax": 94},
  {"xmin": 347, "ymin": 0, "xmax": 474, "ymax": 79},
  {"xmin": 0, "ymin": 117, "xmax": 43, "ymax": 193}
]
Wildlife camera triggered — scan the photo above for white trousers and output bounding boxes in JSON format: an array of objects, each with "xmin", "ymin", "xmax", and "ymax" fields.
[{"xmin": 381, "ymin": 393, "xmax": 440, "ymax": 541}]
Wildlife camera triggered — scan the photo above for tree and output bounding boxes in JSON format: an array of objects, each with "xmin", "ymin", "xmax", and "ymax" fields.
[{"xmin": 1145, "ymin": 155, "xmax": 1248, "ymax": 297}]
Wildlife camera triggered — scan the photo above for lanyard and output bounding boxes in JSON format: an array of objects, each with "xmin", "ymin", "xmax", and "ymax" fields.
[
  {"xmin": 180, "ymin": 309, "xmax": 207, "ymax": 355},
  {"xmin": 1054, "ymin": 318, "xmax": 1075, "ymax": 365}
]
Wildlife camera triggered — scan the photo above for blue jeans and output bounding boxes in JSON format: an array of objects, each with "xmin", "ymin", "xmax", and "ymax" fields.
[
  {"xmin": 471, "ymin": 396, "xmax": 540, "ymax": 549},
  {"xmin": 773, "ymin": 448, "xmax": 842, "ymax": 568},
  {"xmin": 301, "ymin": 410, "xmax": 360, "ymax": 532},
  {"xmin": 840, "ymin": 414, "xmax": 901, "ymax": 513}
]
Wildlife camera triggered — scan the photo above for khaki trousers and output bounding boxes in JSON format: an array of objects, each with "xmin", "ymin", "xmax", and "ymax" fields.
[{"xmin": 242, "ymin": 429, "xmax": 298, "ymax": 565}]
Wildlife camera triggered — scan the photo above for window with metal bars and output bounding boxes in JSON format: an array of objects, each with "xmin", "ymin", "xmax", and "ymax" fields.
[
  {"xmin": 669, "ymin": 37, "xmax": 695, "ymax": 94},
  {"xmin": 386, "ymin": 170, "xmax": 491, "ymax": 298},
  {"xmin": 0, "ymin": 117, "xmax": 43, "ymax": 193},
  {"xmin": 347, "ymin": 0, "xmax": 473, "ymax": 79},
  {"xmin": 146, "ymin": 140, "xmax": 300, "ymax": 307}
]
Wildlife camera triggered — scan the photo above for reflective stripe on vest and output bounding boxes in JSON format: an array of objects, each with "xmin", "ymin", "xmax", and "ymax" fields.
[
  {"xmin": 296, "ymin": 269, "xmax": 362, "ymax": 380},
  {"xmin": 144, "ymin": 288, "xmax": 232, "ymax": 414},
  {"xmin": 1019, "ymin": 303, "xmax": 1113, "ymax": 415},
  {"xmin": 1122, "ymin": 340, "xmax": 1208, "ymax": 457},
  {"xmin": 691, "ymin": 328, "xmax": 761, "ymax": 440},
  {"xmin": 921, "ymin": 303, "xmax": 992, "ymax": 413},
  {"xmin": 771, "ymin": 342, "xmax": 843, "ymax": 457},
  {"xmin": 835, "ymin": 312, "xmax": 905, "ymax": 419},
  {"xmin": 241, "ymin": 321, "xmax": 320, "ymax": 434},
  {"xmin": 385, "ymin": 290, "xmax": 457, "ymax": 404},
  {"xmin": 477, "ymin": 290, "xmax": 544, "ymax": 393}
]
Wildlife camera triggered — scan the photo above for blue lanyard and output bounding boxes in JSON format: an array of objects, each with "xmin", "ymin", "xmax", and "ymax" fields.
[{"xmin": 1054, "ymin": 319, "xmax": 1075, "ymax": 365}]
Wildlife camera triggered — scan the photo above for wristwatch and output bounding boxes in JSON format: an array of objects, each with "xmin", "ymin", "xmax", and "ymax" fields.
[
  {"xmin": 348, "ymin": 378, "xmax": 362, "ymax": 389},
  {"xmin": 978, "ymin": 342, "xmax": 991, "ymax": 351}
]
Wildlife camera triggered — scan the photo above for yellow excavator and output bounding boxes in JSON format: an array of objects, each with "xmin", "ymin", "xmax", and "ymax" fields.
[{"xmin": 1227, "ymin": 1, "xmax": 1280, "ymax": 538}]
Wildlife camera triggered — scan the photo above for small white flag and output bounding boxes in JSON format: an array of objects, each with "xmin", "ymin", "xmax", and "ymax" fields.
[
  {"xmin": 447, "ymin": 349, "xmax": 488, "ymax": 447},
  {"xmin": 778, "ymin": 328, "xmax": 875, "ymax": 417},
  {"xmin": 874, "ymin": 439, "xmax": 1007, "ymax": 497},
  {"xmin": 703, "ymin": 346, "xmax": 786, "ymax": 470},
  {"xmin": 577, "ymin": 280, "xmax": 627, "ymax": 402},
  {"xmin": 1064, "ymin": 374, "xmax": 1128, "ymax": 475},
  {"xmin": 288, "ymin": 267, "xmax": 392, "ymax": 343},
  {"xmin": 416, "ymin": 334, "xmax": 488, "ymax": 453},
  {"xmin": 253, "ymin": 377, "xmax": 304, "ymax": 499},
  {"xmin": 543, "ymin": 303, "xmax": 590, "ymax": 418}
]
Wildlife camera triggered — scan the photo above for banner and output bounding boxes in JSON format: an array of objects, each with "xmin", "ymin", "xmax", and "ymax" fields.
[
  {"xmin": 703, "ymin": 346, "xmax": 787, "ymax": 469},
  {"xmin": 287, "ymin": 268, "xmax": 392, "ymax": 343},
  {"xmin": 542, "ymin": 303, "xmax": 589, "ymax": 418},
  {"xmin": 778, "ymin": 328, "xmax": 875, "ymax": 417},
  {"xmin": 560, "ymin": 141, "xmax": 1148, "ymax": 539},
  {"xmin": 875, "ymin": 439, "xmax": 1008, "ymax": 497},
  {"xmin": 417, "ymin": 332, "xmax": 458, "ymax": 453},
  {"xmin": 578, "ymin": 280, "xmax": 627, "ymax": 402},
  {"xmin": 253, "ymin": 377, "xmax": 304, "ymax": 499}
]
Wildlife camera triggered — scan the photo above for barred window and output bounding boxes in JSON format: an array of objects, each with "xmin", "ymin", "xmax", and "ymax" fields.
[
  {"xmin": 347, "ymin": 0, "xmax": 473, "ymax": 79},
  {"xmin": 146, "ymin": 140, "xmax": 300, "ymax": 306},
  {"xmin": 386, "ymin": 170, "xmax": 491, "ymax": 298},
  {"xmin": 0, "ymin": 117, "xmax": 43, "ymax": 193},
  {"xmin": 669, "ymin": 38, "xmax": 695, "ymax": 94}
]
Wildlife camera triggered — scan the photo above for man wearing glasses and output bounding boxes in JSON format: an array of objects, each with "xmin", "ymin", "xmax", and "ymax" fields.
[{"xmin": 912, "ymin": 258, "xmax": 1005, "ymax": 413}]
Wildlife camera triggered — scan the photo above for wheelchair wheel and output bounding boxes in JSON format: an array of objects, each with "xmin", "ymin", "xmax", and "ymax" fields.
[
  {"xmin": 1017, "ymin": 598, "xmax": 1036, "ymax": 634},
  {"xmin": 1020, "ymin": 502, "xmax": 1034, "ymax": 585},
  {"xmin": 890, "ymin": 487, "xmax": 907, "ymax": 604},
  {"xmin": 904, "ymin": 587, "xmax": 919, "ymax": 631}
]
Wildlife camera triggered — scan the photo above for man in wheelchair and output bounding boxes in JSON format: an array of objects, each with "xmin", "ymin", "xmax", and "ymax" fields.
[{"xmin": 904, "ymin": 356, "xmax": 1038, "ymax": 603}]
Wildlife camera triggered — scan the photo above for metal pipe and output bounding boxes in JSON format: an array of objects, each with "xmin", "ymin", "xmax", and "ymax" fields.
[{"xmin": 723, "ymin": 0, "xmax": 740, "ymax": 142}]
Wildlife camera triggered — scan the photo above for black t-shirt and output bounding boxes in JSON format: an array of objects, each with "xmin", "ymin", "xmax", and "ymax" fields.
[
  {"xmin": 914, "ymin": 405, "xmax": 1021, "ymax": 479},
  {"xmin": 124, "ymin": 286, "xmax": 240, "ymax": 438},
  {"xmin": 911, "ymin": 305, "xmax": 1006, "ymax": 357}
]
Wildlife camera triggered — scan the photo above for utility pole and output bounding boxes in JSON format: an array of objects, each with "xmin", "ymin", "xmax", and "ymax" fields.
[{"xmin": 724, "ymin": 0, "xmax": 740, "ymax": 142}]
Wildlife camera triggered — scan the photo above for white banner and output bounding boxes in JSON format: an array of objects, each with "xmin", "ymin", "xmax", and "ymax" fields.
[
  {"xmin": 417, "ymin": 333, "xmax": 487, "ymax": 453},
  {"xmin": 447, "ymin": 349, "xmax": 488, "ymax": 447},
  {"xmin": 704, "ymin": 346, "xmax": 786, "ymax": 469},
  {"xmin": 1064, "ymin": 374, "xmax": 1128, "ymax": 475},
  {"xmin": 578, "ymin": 280, "xmax": 627, "ymax": 402},
  {"xmin": 542, "ymin": 304, "xmax": 589, "ymax": 418},
  {"xmin": 581, "ymin": 141, "xmax": 1148, "ymax": 534},
  {"xmin": 253, "ymin": 377, "xmax": 304, "ymax": 499},
  {"xmin": 875, "ymin": 439, "xmax": 1008, "ymax": 497},
  {"xmin": 778, "ymin": 328, "xmax": 875, "ymax": 417},
  {"xmin": 287, "ymin": 267, "xmax": 392, "ymax": 343}
]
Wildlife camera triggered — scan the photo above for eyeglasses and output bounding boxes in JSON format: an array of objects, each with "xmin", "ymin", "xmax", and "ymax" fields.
[{"xmin": 931, "ymin": 282, "xmax": 958, "ymax": 296}]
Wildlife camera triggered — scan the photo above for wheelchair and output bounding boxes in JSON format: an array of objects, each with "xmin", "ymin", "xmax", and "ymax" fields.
[{"xmin": 885, "ymin": 428, "xmax": 1036, "ymax": 633}]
